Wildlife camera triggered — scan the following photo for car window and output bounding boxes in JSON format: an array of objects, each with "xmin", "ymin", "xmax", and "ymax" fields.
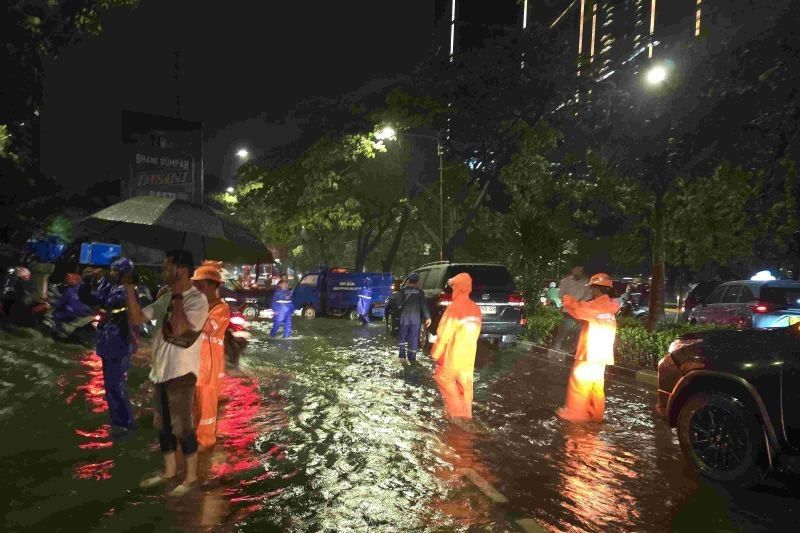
[
  {"xmin": 721, "ymin": 285, "xmax": 743, "ymax": 303},
  {"xmin": 761, "ymin": 286, "xmax": 800, "ymax": 309},
  {"xmin": 300, "ymin": 274, "xmax": 318, "ymax": 286},
  {"xmin": 739, "ymin": 286, "xmax": 757, "ymax": 303},
  {"xmin": 423, "ymin": 268, "xmax": 443, "ymax": 291},
  {"xmin": 705, "ymin": 286, "xmax": 726, "ymax": 304},
  {"xmin": 444, "ymin": 265, "xmax": 515, "ymax": 291}
]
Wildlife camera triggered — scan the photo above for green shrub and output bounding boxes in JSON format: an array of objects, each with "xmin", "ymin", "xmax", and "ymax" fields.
[
  {"xmin": 615, "ymin": 321, "xmax": 729, "ymax": 370},
  {"xmin": 524, "ymin": 305, "xmax": 563, "ymax": 344}
]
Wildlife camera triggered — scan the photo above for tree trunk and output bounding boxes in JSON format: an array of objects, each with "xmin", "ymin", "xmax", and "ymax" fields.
[
  {"xmin": 382, "ymin": 205, "xmax": 410, "ymax": 273},
  {"xmin": 354, "ymin": 227, "xmax": 366, "ymax": 272},
  {"xmin": 646, "ymin": 196, "xmax": 666, "ymax": 332}
]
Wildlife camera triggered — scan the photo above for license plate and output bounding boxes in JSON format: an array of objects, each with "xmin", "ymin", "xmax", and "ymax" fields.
[{"xmin": 480, "ymin": 305, "xmax": 497, "ymax": 315}]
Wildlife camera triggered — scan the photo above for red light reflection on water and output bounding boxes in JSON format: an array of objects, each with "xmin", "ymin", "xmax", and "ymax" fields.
[
  {"xmin": 213, "ymin": 376, "xmax": 264, "ymax": 477},
  {"xmin": 73, "ymin": 459, "xmax": 114, "ymax": 481},
  {"xmin": 64, "ymin": 352, "xmax": 107, "ymax": 413}
]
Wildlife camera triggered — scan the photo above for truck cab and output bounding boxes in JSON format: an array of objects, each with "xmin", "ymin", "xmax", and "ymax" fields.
[{"xmin": 293, "ymin": 268, "xmax": 392, "ymax": 320}]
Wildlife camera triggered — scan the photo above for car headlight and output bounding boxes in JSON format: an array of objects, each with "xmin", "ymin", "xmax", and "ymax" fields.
[{"xmin": 667, "ymin": 338, "xmax": 702, "ymax": 354}]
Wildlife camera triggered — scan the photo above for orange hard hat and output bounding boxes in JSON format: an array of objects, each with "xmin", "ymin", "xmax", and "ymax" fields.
[
  {"xmin": 587, "ymin": 273, "xmax": 614, "ymax": 288},
  {"xmin": 191, "ymin": 261, "xmax": 223, "ymax": 284}
]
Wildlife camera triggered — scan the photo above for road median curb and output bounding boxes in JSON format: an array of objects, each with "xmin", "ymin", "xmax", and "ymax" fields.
[{"xmin": 516, "ymin": 340, "xmax": 657, "ymax": 388}]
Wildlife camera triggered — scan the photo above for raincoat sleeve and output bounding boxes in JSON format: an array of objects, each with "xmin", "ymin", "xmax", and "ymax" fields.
[
  {"xmin": 93, "ymin": 277, "xmax": 113, "ymax": 304},
  {"xmin": 431, "ymin": 312, "xmax": 457, "ymax": 363},
  {"xmin": 562, "ymin": 294, "xmax": 621, "ymax": 321}
]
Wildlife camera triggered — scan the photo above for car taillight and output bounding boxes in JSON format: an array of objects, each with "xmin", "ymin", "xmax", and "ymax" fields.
[
  {"xmin": 509, "ymin": 292, "xmax": 525, "ymax": 307},
  {"xmin": 750, "ymin": 302, "xmax": 780, "ymax": 314},
  {"xmin": 230, "ymin": 316, "xmax": 247, "ymax": 326},
  {"xmin": 519, "ymin": 316, "xmax": 527, "ymax": 326},
  {"xmin": 438, "ymin": 292, "xmax": 452, "ymax": 306}
]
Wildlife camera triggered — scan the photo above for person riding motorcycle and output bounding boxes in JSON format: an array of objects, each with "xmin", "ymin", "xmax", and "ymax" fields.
[
  {"xmin": 1, "ymin": 266, "xmax": 47, "ymax": 327},
  {"xmin": 51, "ymin": 273, "xmax": 95, "ymax": 341}
]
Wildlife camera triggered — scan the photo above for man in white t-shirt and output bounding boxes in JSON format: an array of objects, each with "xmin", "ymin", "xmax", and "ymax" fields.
[
  {"xmin": 124, "ymin": 250, "xmax": 209, "ymax": 496},
  {"xmin": 551, "ymin": 265, "xmax": 591, "ymax": 355}
]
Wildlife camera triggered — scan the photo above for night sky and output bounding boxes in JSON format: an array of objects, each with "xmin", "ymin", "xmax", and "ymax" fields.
[{"xmin": 40, "ymin": 0, "xmax": 434, "ymax": 192}]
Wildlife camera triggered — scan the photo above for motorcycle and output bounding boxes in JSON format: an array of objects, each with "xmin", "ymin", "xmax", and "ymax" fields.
[
  {"xmin": 225, "ymin": 310, "xmax": 250, "ymax": 368},
  {"xmin": 617, "ymin": 295, "xmax": 648, "ymax": 321},
  {"xmin": 40, "ymin": 283, "xmax": 97, "ymax": 344}
]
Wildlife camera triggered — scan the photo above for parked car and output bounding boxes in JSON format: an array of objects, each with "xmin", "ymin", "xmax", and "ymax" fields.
[
  {"xmin": 385, "ymin": 261, "xmax": 526, "ymax": 348},
  {"xmin": 688, "ymin": 279, "xmax": 800, "ymax": 329},
  {"xmin": 680, "ymin": 280, "xmax": 720, "ymax": 322},
  {"xmin": 656, "ymin": 324, "xmax": 800, "ymax": 485}
]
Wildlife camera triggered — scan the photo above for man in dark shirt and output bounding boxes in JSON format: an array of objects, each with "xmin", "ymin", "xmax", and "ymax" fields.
[{"xmin": 397, "ymin": 272, "xmax": 432, "ymax": 364}]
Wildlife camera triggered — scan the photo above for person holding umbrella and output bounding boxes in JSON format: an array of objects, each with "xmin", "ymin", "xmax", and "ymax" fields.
[{"xmin": 124, "ymin": 250, "xmax": 209, "ymax": 496}]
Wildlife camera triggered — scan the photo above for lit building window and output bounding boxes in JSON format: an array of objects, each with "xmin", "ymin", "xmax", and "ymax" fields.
[
  {"xmin": 695, "ymin": 0, "xmax": 702, "ymax": 37},
  {"xmin": 649, "ymin": 0, "xmax": 657, "ymax": 58}
]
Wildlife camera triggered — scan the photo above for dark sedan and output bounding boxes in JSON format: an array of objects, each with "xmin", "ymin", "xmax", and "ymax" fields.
[{"xmin": 657, "ymin": 325, "xmax": 800, "ymax": 485}]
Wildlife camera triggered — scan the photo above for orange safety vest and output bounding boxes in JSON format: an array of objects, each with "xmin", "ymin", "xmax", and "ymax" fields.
[
  {"xmin": 561, "ymin": 294, "xmax": 620, "ymax": 365},
  {"xmin": 198, "ymin": 302, "xmax": 230, "ymax": 387}
]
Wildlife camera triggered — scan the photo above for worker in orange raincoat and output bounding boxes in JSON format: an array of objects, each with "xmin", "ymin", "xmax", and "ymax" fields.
[
  {"xmin": 556, "ymin": 272, "xmax": 620, "ymax": 423},
  {"xmin": 191, "ymin": 261, "xmax": 230, "ymax": 449},
  {"xmin": 431, "ymin": 272, "xmax": 482, "ymax": 420}
]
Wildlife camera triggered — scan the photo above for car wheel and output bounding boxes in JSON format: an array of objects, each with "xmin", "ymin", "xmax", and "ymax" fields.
[
  {"xmin": 348, "ymin": 309, "xmax": 359, "ymax": 321},
  {"xmin": 418, "ymin": 324, "xmax": 428, "ymax": 351},
  {"xmin": 302, "ymin": 306, "xmax": 316, "ymax": 319},
  {"xmin": 386, "ymin": 312, "xmax": 395, "ymax": 334},
  {"xmin": 677, "ymin": 392, "xmax": 766, "ymax": 485},
  {"xmin": 242, "ymin": 305, "xmax": 259, "ymax": 319}
]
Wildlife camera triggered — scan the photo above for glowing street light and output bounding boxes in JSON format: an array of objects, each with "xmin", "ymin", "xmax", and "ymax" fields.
[
  {"xmin": 375, "ymin": 126, "xmax": 396, "ymax": 141},
  {"xmin": 226, "ymin": 186, "xmax": 235, "ymax": 193},
  {"xmin": 236, "ymin": 148, "xmax": 249, "ymax": 159},
  {"xmin": 645, "ymin": 64, "xmax": 668, "ymax": 86}
]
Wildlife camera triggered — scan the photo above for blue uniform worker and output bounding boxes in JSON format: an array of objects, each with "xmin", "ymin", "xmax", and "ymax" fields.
[
  {"xmin": 86, "ymin": 258, "xmax": 139, "ymax": 436},
  {"xmin": 356, "ymin": 277, "xmax": 372, "ymax": 325},
  {"xmin": 397, "ymin": 272, "xmax": 431, "ymax": 363},
  {"xmin": 52, "ymin": 273, "xmax": 94, "ymax": 338},
  {"xmin": 270, "ymin": 280, "xmax": 294, "ymax": 338}
]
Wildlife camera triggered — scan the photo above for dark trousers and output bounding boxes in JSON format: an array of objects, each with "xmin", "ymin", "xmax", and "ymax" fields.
[
  {"xmin": 398, "ymin": 322, "xmax": 421, "ymax": 361},
  {"xmin": 155, "ymin": 373, "xmax": 198, "ymax": 456},
  {"xmin": 552, "ymin": 314, "xmax": 580, "ymax": 353},
  {"xmin": 101, "ymin": 353, "xmax": 134, "ymax": 429}
]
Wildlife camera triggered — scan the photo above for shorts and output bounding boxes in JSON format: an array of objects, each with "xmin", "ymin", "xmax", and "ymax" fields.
[{"xmin": 154, "ymin": 372, "xmax": 198, "ymax": 455}]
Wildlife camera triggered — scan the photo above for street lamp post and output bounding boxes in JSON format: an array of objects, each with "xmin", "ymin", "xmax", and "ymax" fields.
[{"xmin": 376, "ymin": 127, "xmax": 445, "ymax": 261}]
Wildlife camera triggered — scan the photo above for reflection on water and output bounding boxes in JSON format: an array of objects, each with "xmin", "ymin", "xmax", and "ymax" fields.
[
  {"xmin": 556, "ymin": 424, "xmax": 639, "ymax": 532},
  {"xmin": 3, "ymin": 322, "xmax": 799, "ymax": 532}
]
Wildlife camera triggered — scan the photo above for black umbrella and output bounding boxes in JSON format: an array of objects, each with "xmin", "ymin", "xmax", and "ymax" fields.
[{"xmin": 80, "ymin": 196, "xmax": 271, "ymax": 264}]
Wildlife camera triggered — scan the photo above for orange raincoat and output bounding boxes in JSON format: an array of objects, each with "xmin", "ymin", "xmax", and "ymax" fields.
[
  {"xmin": 431, "ymin": 273, "xmax": 482, "ymax": 419},
  {"xmin": 558, "ymin": 294, "xmax": 620, "ymax": 422},
  {"xmin": 194, "ymin": 302, "xmax": 230, "ymax": 449}
]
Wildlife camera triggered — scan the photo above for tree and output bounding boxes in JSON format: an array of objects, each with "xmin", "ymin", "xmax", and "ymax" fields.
[
  {"xmin": 223, "ymin": 132, "xmax": 412, "ymax": 272},
  {"xmin": 562, "ymin": 0, "xmax": 800, "ymax": 329}
]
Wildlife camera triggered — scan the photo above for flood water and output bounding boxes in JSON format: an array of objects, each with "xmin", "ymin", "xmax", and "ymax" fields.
[{"xmin": 1, "ymin": 319, "xmax": 798, "ymax": 532}]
